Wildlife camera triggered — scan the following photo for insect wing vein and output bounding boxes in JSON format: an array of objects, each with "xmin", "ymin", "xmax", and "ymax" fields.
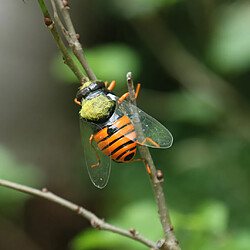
[
  {"xmin": 80, "ymin": 119, "xmax": 111, "ymax": 188},
  {"xmin": 117, "ymin": 100, "xmax": 173, "ymax": 148}
]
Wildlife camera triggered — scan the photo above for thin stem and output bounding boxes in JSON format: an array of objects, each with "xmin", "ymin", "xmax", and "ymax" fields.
[
  {"xmin": 0, "ymin": 179, "xmax": 157, "ymax": 249},
  {"xmin": 126, "ymin": 72, "xmax": 180, "ymax": 250},
  {"xmin": 51, "ymin": 0, "xmax": 71, "ymax": 44},
  {"xmin": 38, "ymin": 0, "xmax": 50, "ymax": 17},
  {"xmin": 54, "ymin": 0, "xmax": 97, "ymax": 81},
  {"xmin": 37, "ymin": 0, "xmax": 87, "ymax": 82},
  {"xmin": 48, "ymin": 22, "xmax": 87, "ymax": 82}
]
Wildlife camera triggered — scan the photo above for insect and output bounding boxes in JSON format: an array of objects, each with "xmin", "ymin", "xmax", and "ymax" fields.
[{"xmin": 74, "ymin": 79, "xmax": 173, "ymax": 188}]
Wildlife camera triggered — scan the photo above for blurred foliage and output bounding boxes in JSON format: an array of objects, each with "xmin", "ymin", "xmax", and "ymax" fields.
[
  {"xmin": 207, "ymin": 1, "xmax": 250, "ymax": 73},
  {"xmin": 167, "ymin": 91, "xmax": 222, "ymax": 124},
  {"xmin": 71, "ymin": 200, "xmax": 250, "ymax": 250},
  {"xmin": 110, "ymin": 0, "xmax": 180, "ymax": 18},
  {"xmin": 51, "ymin": 43, "xmax": 141, "ymax": 86},
  {"xmin": 71, "ymin": 200, "xmax": 162, "ymax": 250},
  {"xmin": 0, "ymin": 145, "xmax": 44, "ymax": 214}
]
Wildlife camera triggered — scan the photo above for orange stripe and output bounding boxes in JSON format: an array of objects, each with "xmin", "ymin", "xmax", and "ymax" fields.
[
  {"xmin": 121, "ymin": 130, "xmax": 136, "ymax": 141},
  {"xmin": 93, "ymin": 115, "xmax": 138, "ymax": 161},
  {"xmin": 110, "ymin": 141, "xmax": 137, "ymax": 160},
  {"xmin": 109, "ymin": 137, "xmax": 131, "ymax": 153},
  {"xmin": 94, "ymin": 115, "xmax": 131, "ymax": 143},
  {"xmin": 102, "ymin": 132, "xmax": 136, "ymax": 154},
  {"xmin": 94, "ymin": 127, "xmax": 108, "ymax": 143},
  {"xmin": 113, "ymin": 115, "xmax": 131, "ymax": 129},
  {"xmin": 98, "ymin": 133, "xmax": 119, "ymax": 149},
  {"xmin": 94, "ymin": 116, "xmax": 135, "ymax": 143},
  {"xmin": 97, "ymin": 140, "xmax": 110, "ymax": 151},
  {"xmin": 101, "ymin": 136, "xmax": 131, "ymax": 155},
  {"xmin": 118, "ymin": 123, "xmax": 134, "ymax": 136},
  {"xmin": 96, "ymin": 123, "xmax": 134, "ymax": 148},
  {"xmin": 97, "ymin": 134, "xmax": 118, "ymax": 150}
]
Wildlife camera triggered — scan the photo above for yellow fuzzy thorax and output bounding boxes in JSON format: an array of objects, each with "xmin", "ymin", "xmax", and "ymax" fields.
[
  {"xmin": 80, "ymin": 81, "xmax": 92, "ymax": 90},
  {"xmin": 79, "ymin": 94, "xmax": 115, "ymax": 121}
]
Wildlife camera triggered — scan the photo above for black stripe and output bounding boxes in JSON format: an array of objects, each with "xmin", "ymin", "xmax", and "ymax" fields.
[
  {"xmin": 124, "ymin": 153, "xmax": 135, "ymax": 161},
  {"xmin": 116, "ymin": 146, "xmax": 137, "ymax": 161},
  {"xmin": 97, "ymin": 122, "xmax": 132, "ymax": 144},
  {"xmin": 101, "ymin": 129, "xmax": 136, "ymax": 151},
  {"xmin": 109, "ymin": 140, "xmax": 135, "ymax": 156}
]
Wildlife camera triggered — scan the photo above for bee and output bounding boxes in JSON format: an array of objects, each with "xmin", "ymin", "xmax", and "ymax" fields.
[{"xmin": 74, "ymin": 80, "xmax": 173, "ymax": 188}]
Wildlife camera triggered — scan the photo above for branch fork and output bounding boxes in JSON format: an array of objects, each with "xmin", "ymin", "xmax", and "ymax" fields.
[{"xmin": 0, "ymin": 1, "xmax": 181, "ymax": 249}]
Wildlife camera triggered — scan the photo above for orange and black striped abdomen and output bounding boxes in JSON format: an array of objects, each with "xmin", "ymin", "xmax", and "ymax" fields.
[{"xmin": 94, "ymin": 115, "xmax": 137, "ymax": 162}]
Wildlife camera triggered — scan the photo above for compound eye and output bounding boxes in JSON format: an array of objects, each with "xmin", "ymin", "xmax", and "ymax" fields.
[
  {"xmin": 98, "ymin": 81, "xmax": 105, "ymax": 88},
  {"xmin": 76, "ymin": 87, "xmax": 90, "ymax": 100},
  {"xmin": 89, "ymin": 81, "xmax": 105, "ymax": 91}
]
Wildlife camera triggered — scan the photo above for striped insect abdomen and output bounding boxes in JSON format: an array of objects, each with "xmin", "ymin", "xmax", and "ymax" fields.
[{"xmin": 94, "ymin": 115, "xmax": 137, "ymax": 162}]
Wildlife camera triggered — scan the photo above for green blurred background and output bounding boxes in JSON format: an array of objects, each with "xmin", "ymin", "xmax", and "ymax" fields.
[{"xmin": 0, "ymin": 0, "xmax": 249, "ymax": 249}]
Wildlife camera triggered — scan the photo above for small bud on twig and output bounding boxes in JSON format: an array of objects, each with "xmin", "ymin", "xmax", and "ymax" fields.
[
  {"xmin": 62, "ymin": 0, "xmax": 70, "ymax": 10},
  {"xmin": 42, "ymin": 188, "xmax": 48, "ymax": 192},
  {"xmin": 127, "ymin": 72, "xmax": 132, "ymax": 81},
  {"xmin": 156, "ymin": 170, "xmax": 164, "ymax": 181},
  {"xmin": 129, "ymin": 228, "xmax": 137, "ymax": 236},
  {"xmin": 91, "ymin": 219, "xmax": 101, "ymax": 229},
  {"xmin": 62, "ymin": 0, "xmax": 69, "ymax": 7},
  {"xmin": 75, "ymin": 206, "xmax": 81, "ymax": 214},
  {"xmin": 156, "ymin": 239, "xmax": 166, "ymax": 248},
  {"xmin": 44, "ymin": 18, "xmax": 53, "ymax": 26}
]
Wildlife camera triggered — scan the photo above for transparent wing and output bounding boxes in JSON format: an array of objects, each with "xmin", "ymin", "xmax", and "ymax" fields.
[
  {"xmin": 80, "ymin": 119, "xmax": 111, "ymax": 189},
  {"xmin": 118, "ymin": 100, "xmax": 173, "ymax": 148}
]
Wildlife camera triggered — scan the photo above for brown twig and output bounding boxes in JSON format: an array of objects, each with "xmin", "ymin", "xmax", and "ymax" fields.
[
  {"xmin": 126, "ymin": 72, "xmax": 181, "ymax": 250},
  {"xmin": 50, "ymin": 0, "xmax": 71, "ymax": 44},
  {"xmin": 0, "ymin": 179, "xmax": 157, "ymax": 249},
  {"xmin": 54, "ymin": 0, "xmax": 97, "ymax": 81},
  {"xmin": 37, "ymin": 0, "xmax": 87, "ymax": 82},
  {"xmin": 36, "ymin": 1, "xmax": 180, "ymax": 249}
]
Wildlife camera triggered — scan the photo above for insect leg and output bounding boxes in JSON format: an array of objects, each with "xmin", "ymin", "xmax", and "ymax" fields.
[
  {"xmin": 130, "ymin": 158, "xmax": 151, "ymax": 174},
  {"xmin": 107, "ymin": 80, "xmax": 116, "ymax": 90},
  {"xmin": 74, "ymin": 98, "xmax": 81, "ymax": 106},
  {"xmin": 117, "ymin": 83, "xmax": 141, "ymax": 104},
  {"xmin": 89, "ymin": 134, "xmax": 100, "ymax": 168},
  {"xmin": 117, "ymin": 92, "xmax": 130, "ymax": 104},
  {"xmin": 141, "ymin": 138, "xmax": 160, "ymax": 147},
  {"xmin": 135, "ymin": 83, "xmax": 141, "ymax": 99}
]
